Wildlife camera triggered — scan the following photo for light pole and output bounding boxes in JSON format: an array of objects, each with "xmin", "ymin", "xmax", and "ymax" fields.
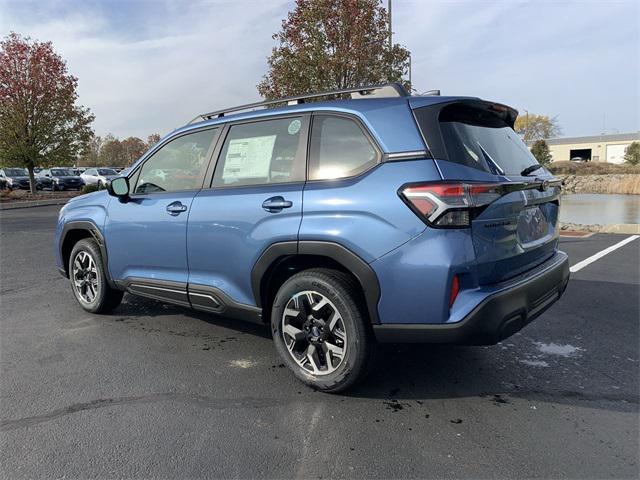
[{"xmin": 388, "ymin": 0, "xmax": 392, "ymax": 50}]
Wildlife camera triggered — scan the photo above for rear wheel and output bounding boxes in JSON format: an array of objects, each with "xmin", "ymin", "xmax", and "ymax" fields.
[
  {"xmin": 69, "ymin": 239, "xmax": 123, "ymax": 313},
  {"xmin": 271, "ymin": 268, "xmax": 373, "ymax": 392}
]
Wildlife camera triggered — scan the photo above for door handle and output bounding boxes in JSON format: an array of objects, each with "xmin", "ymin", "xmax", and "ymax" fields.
[
  {"xmin": 262, "ymin": 196, "xmax": 293, "ymax": 213},
  {"xmin": 166, "ymin": 201, "xmax": 188, "ymax": 216}
]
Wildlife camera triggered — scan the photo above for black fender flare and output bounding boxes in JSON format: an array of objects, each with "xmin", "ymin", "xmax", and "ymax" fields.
[
  {"xmin": 59, "ymin": 220, "xmax": 115, "ymax": 288},
  {"xmin": 252, "ymin": 241, "xmax": 381, "ymax": 324}
]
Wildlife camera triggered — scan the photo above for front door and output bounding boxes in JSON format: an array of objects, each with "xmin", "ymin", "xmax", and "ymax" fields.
[
  {"xmin": 104, "ymin": 127, "xmax": 219, "ymax": 304},
  {"xmin": 187, "ymin": 115, "xmax": 309, "ymax": 313}
]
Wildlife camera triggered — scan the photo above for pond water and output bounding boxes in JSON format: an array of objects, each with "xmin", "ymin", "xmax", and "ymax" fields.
[{"xmin": 560, "ymin": 194, "xmax": 640, "ymax": 225}]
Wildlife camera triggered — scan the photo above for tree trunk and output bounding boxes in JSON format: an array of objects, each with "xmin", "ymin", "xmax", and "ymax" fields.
[{"xmin": 28, "ymin": 166, "xmax": 36, "ymax": 194}]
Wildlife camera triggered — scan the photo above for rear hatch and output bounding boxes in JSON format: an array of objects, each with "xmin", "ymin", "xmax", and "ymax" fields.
[{"xmin": 411, "ymin": 99, "xmax": 561, "ymax": 284}]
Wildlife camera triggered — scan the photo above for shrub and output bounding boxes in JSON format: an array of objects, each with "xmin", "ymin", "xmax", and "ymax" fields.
[
  {"xmin": 548, "ymin": 161, "xmax": 640, "ymax": 176},
  {"xmin": 624, "ymin": 142, "xmax": 640, "ymax": 165},
  {"xmin": 82, "ymin": 183, "xmax": 100, "ymax": 194},
  {"xmin": 531, "ymin": 140, "xmax": 552, "ymax": 166}
]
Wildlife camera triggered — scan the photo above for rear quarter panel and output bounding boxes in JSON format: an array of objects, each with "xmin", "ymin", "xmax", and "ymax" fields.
[{"xmin": 299, "ymin": 160, "xmax": 440, "ymax": 262}]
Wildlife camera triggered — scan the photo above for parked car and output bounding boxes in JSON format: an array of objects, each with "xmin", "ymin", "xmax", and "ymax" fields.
[
  {"xmin": 55, "ymin": 83, "xmax": 569, "ymax": 392},
  {"xmin": 80, "ymin": 168, "xmax": 119, "ymax": 187},
  {"xmin": 39, "ymin": 168, "xmax": 84, "ymax": 191},
  {"xmin": 0, "ymin": 168, "xmax": 32, "ymax": 190}
]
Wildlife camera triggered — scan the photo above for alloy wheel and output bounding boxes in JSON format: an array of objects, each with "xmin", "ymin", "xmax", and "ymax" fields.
[
  {"xmin": 281, "ymin": 291, "xmax": 347, "ymax": 376},
  {"xmin": 72, "ymin": 251, "xmax": 99, "ymax": 303}
]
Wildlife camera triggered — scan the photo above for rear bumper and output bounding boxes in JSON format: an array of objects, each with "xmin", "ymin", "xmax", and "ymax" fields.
[{"xmin": 373, "ymin": 251, "xmax": 569, "ymax": 344}]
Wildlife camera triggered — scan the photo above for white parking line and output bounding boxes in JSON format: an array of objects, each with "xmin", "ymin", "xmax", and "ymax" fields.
[{"xmin": 570, "ymin": 235, "xmax": 640, "ymax": 273}]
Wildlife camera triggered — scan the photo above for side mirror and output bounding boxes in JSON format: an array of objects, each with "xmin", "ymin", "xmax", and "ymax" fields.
[{"xmin": 107, "ymin": 176, "xmax": 130, "ymax": 199}]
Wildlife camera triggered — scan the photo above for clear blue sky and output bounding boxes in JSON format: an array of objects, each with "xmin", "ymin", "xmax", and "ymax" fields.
[{"xmin": 1, "ymin": 0, "xmax": 638, "ymax": 140}]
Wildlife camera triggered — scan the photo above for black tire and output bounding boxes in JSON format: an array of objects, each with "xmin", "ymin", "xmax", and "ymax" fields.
[
  {"xmin": 271, "ymin": 268, "xmax": 373, "ymax": 393},
  {"xmin": 68, "ymin": 238, "xmax": 123, "ymax": 314}
]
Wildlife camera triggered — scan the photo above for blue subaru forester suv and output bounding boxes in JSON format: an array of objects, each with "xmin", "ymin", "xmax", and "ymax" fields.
[{"xmin": 55, "ymin": 83, "xmax": 569, "ymax": 392}]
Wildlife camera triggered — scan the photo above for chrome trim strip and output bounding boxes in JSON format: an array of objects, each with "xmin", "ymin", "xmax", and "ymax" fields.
[
  {"xmin": 189, "ymin": 291, "xmax": 220, "ymax": 306},
  {"xmin": 129, "ymin": 284, "xmax": 185, "ymax": 295},
  {"xmin": 386, "ymin": 150, "xmax": 429, "ymax": 160}
]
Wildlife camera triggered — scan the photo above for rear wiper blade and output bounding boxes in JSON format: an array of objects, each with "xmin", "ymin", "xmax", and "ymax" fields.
[{"xmin": 521, "ymin": 163, "xmax": 543, "ymax": 176}]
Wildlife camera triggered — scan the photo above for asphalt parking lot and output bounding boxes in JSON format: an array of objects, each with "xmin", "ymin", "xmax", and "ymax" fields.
[{"xmin": 1, "ymin": 206, "xmax": 638, "ymax": 479}]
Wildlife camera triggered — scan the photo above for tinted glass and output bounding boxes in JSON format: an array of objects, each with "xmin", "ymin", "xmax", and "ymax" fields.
[
  {"xmin": 436, "ymin": 104, "xmax": 537, "ymax": 176},
  {"xmin": 213, "ymin": 117, "xmax": 305, "ymax": 187},
  {"xmin": 308, "ymin": 116, "xmax": 378, "ymax": 180},
  {"xmin": 51, "ymin": 169, "xmax": 74, "ymax": 176},
  {"xmin": 4, "ymin": 168, "xmax": 27, "ymax": 176},
  {"xmin": 134, "ymin": 129, "xmax": 216, "ymax": 194}
]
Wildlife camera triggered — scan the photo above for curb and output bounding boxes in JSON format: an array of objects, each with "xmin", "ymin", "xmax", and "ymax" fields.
[{"xmin": 0, "ymin": 198, "xmax": 70, "ymax": 210}]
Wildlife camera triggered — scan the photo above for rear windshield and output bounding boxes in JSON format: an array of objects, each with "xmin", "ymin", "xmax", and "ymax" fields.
[{"xmin": 419, "ymin": 103, "xmax": 537, "ymax": 176}]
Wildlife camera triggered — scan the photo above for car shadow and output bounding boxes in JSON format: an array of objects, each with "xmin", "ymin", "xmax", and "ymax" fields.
[
  {"xmin": 345, "ymin": 343, "xmax": 638, "ymax": 413},
  {"xmin": 112, "ymin": 293, "xmax": 272, "ymax": 339},
  {"xmin": 111, "ymin": 292, "xmax": 637, "ymax": 413}
]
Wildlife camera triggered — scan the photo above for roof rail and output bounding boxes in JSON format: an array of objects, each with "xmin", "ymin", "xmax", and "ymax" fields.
[{"xmin": 188, "ymin": 82, "xmax": 409, "ymax": 124}]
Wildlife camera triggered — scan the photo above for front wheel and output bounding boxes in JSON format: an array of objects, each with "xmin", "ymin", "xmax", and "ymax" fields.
[
  {"xmin": 69, "ymin": 239, "xmax": 123, "ymax": 313},
  {"xmin": 271, "ymin": 268, "xmax": 373, "ymax": 392}
]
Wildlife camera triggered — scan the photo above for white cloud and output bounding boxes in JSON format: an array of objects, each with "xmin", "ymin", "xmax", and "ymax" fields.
[
  {"xmin": 1, "ymin": 0, "xmax": 638, "ymax": 138},
  {"xmin": 1, "ymin": 0, "xmax": 289, "ymax": 138},
  {"xmin": 394, "ymin": 0, "xmax": 639, "ymax": 136}
]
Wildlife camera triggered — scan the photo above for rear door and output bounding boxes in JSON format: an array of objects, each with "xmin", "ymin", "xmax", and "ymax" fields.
[
  {"xmin": 186, "ymin": 115, "xmax": 309, "ymax": 311},
  {"xmin": 413, "ymin": 100, "xmax": 561, "ymax": 284}
]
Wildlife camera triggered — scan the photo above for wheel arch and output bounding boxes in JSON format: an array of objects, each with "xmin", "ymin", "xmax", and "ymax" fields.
[
  {"xmin": 60, "ymin": 221, "xmax": 115, "ymax": 287},
  {"xmin": 252, "ymin": 241, "xmax": 381, "ymax": 325}
]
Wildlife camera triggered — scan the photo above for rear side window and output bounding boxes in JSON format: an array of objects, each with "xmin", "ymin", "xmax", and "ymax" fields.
[
  {"xmin": 309, "ymin": 115, "xmax": 379, "ymax": 180},
  {"xmin": 416, "ymin": 103, "xmax": 537, "ymax": 176},
  {"xmin": 213, "ymin": 117, "xmax": 306, "ymax": 187}
]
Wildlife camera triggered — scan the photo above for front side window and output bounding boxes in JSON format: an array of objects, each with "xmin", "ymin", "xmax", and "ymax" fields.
[
  {"xmin": 213, "ymin": 117, "xmax": 305, "ymax": 187},
  {"xmin": 308, "ymin": 115, "xmax": 379, "ymax": 181},
  {"xmin": 134, "ymin": 128, "xmax": 217, "ymax": 194}
]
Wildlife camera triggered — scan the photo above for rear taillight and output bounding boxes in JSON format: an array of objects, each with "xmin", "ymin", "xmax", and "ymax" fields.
[{"xmin": 399, "ymin": 182, "xmax": 505, "ymax": 227}]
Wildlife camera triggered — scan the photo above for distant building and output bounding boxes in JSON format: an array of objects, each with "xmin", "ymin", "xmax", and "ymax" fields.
[{"xmin": 528, "ymin": 132, "xmax": 639, "ymax": 164}]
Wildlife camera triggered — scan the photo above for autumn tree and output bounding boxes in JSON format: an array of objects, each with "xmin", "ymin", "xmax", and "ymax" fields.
[
  {"xmin": 258, "ymin": 0, "xmax": 411, "ymax": 100},
  {"xmin": 0, "ymin": 33, "xmax": 94, "ymax": 193},
  {"xmin": 98, "ymin": 134, "xmax": 124, "ymax": 167},
  {"xmin": 121, "ymin": 136, "xmax": 147, "ymax": 165},
  {"xmin": 147, "ymin": 133, "xmax": 161, "ymax": 148},
  {"xmin": 78, "ymin": 135, "xmax": 102, "ymax": 167},
  {"xmin": 514, "ymin": 113, "xmax": 561, "ymax": 142},
  {"xmin": 624, "ymin": 141, "xmax": 640, "ymax": 166},
  {"xmin": 530, "ymin": 140, "xmax": 553, "ymax": 166}
]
